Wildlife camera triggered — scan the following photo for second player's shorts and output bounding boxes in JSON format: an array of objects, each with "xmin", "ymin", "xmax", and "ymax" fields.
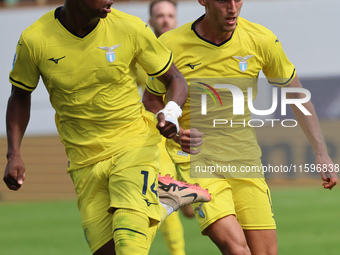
[
  {"xmin": 70, "ymin": 145, "xmax": 160, "ymax": 253},
  {"xmin": 176, "ymin": 159, "xmax": 276, "ymax": 234}
]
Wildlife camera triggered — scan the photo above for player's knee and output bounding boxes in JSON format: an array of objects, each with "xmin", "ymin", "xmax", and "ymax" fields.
[
  {"xmin": 264, "ymin": 245, "xmax": 278, "ymax": 255},
  {"xmin": 215, "ymin": 241, "xmax": 250, "ymax": 255},
  {"xmin": 208, "ymin": 232, "xmax": 251, "ymax": 255},
  {"xmin": 227, "ymin": 245, "xmax": 251, "ymax": 255}
]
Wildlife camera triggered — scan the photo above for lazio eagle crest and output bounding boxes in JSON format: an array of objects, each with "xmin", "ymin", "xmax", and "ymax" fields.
[
  {"xmin": 233, "ymin": 55, "xmax": 254, "ymax": 72},
  {"xmin": 98, "ymin": 44, "xmax": 121, "ymax": 63}
]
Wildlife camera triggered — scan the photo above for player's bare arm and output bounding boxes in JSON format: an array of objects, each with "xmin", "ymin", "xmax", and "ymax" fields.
[
  {"xmin": 143, "ymin": 89, "xmax": 203, "ymax": 154},
  {"xmin": 142, "ymin": 89, "xmax": 164, "ymax": 115},
  {"xmin": 286, "ymin": 76, "xmax": 338, "ymax": 190},
  {"xmin": 144, "ymin": 62, "xmax": 188, "ymax": 139},
  {"xmin": 3, "ymin": 86, "xmax": 31, "ymax": 190}
]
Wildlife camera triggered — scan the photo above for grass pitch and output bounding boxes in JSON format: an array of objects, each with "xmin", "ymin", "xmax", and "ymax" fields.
[{"xmin": 0, "ymin": 186, "xmax": 339, "ymax": 255}]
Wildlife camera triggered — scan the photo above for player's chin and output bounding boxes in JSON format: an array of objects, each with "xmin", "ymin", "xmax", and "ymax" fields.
[
  {"xmin": 99, "ymin": 13, "xmax": 109, "ymax": 19},
  {"xmin": 99, "ymin": 8, "xmax": 111, "ymax": 19}
]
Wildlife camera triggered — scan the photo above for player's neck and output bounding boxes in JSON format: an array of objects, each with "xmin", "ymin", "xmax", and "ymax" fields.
[
  {"xmin": 195, "ymin": 17, "xmax": 233, "ymax": 45},
  {"xmin": 59, "ymin": 6, "xmax": 99, "ymax": 37}
]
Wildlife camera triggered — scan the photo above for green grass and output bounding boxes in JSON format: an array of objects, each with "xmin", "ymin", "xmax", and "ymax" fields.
[
  {"xmin": 0, "ymin": 187, "xmax": 339, "ymax": 254},
  {"xmin": 272, "ymin": 187, "xmax": 340, "ymax": 255},
  {"xmin": 0, "ymin": 200, "xmax": 90, "ymax": 255}
]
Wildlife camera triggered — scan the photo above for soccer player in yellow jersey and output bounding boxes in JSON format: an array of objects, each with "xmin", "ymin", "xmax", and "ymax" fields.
[
  {"xmin": 3, "ymin": 1, "xmax": 212, "ymax": 255},
  {"xmin": 143, "ymin": 0, "xmax": 338, "ymax": 254},
  {"xmin": 142, "ymin": 1, "xmax": 193, "ymax": 255}
]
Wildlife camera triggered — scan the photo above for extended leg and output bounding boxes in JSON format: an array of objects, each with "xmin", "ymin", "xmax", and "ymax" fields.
[
  {"xmin": 205, "ymin": 215, "xmax": 251, "ymax": 255},
  {"xmin": 244, "ymin": 229, "xmax": 278, "ymax": 255}
]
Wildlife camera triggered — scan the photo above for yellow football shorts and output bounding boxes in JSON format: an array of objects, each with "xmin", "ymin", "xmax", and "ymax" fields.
[
  {"xmin": 158, "ymin": 136, "xmax": 177, "ymax": 178},
  {"xmin": 69, "ymin": 145, "xmax": 160, "ymax": 253},
  {"xmin": 176, "ymin": 159, "xmax": 276, "ymax": 234}
]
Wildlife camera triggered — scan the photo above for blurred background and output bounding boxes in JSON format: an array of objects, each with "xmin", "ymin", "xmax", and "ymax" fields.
[{"xmin": 0, "ymin": 0, "xmax": 339, "ymax": 254}]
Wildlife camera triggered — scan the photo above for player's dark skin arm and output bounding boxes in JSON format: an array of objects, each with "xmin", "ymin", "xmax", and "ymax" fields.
[
  {"xmin": 143, "ymin": 64, "xmax": 203, "ymax": 154},
  {"xmin": 3, "ymin": 86, "xmax": 31, "ymax": 190},
  {"xmin": 143, "ymin": 62, "xmax": 188, "ymax": 139},
  {"xmin": 286, "ymin": 76, "xmax": 338, "ymax": 190}
]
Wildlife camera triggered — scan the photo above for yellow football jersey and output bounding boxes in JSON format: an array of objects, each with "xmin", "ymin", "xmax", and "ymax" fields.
[
  {"xmin": 10, "ymin": 7, "xmax": 173, "ymax": 171},
  {"xmin": 146, "ymin": 16, "xmax": 295, "ymax": 164}
]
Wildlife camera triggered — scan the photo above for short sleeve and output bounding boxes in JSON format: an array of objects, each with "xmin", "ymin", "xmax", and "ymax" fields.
[
  {"xmin": 135, "ymin": 22, "xmax": 173, "ymax": 77},
  {"xmin": 262, "ymin": 33, "xmax": 296, "ymax": 87},
  {"xmin": 9, "ymin": 33, "xmax": 40, "ymax": 92},
  {"xmin": 145, "ymin": 75, "xmax": 167, "ymax": 96}
]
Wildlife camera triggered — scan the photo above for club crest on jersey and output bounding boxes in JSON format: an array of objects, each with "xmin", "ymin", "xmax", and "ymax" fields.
[
  {"xmin": 233, "ymin": 55, "xmax": 254, "ymax": 72},
  {"xmin": 194, "ymin": 203, "xmax": 205, "ymax": 218},
  {"xmin": 98, "ymin": 44, "xmax": 121, "ymax": 63}
]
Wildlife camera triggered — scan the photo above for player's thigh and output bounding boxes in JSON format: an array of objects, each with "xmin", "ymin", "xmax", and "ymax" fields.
[
  {"xmin": 230, "ymin": 178, "xmax": 276, "ymax": 230},
  {"xmin": 108, "ymin": 145, "xmax": 161, "ymax": 226},
  {"xmin": 70, "ymin": 160, "xmax": 115, "ymax": 254}
]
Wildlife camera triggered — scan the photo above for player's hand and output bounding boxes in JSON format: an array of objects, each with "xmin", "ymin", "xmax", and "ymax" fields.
[
  {"xmin": 316, "ymin": 155, "xmax": 338, "ymax": 190},
  {"xmin": 3, "ymin": 156, "xmax": 26, "ymax": 191},
  {"xmin": 156, "ymin": 112, "xmax": 178, "ymax": 139},
  {"xmin": 175, "ymin": 128, "xmax": 204, "ymax": 155}
]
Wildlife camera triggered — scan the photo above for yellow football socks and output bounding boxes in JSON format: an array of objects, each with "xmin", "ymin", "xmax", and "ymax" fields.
[
  {"xmin": 160, "ymin": 212, "xmax": 186, "ymax": 255},
  {"xmin": 112, "ymin": 209, "xmax": 149, "ymax": 255}
]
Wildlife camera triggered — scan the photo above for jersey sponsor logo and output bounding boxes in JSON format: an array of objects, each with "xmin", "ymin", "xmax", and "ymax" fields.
[
  {"xmin": 232, "ymin": 55, "xmax": 254, "ymax": 72},
  {"xmin": 194, "ymin": 202, "xmax": 205, "ymax": 218},
  {"xmin": 177, "ymin": 150, "xmax": 188, "ymax": 157},
  {"xmin": 98, "ymin": 44, "xmax": 121, "ymax": 63},
  {"xmin": 185, "ymin": 63, "xmax": 201, "ymax": 69},
  {"xmin": 48, "ymin": 56, "xmax": 66, "ymax": 64},
  {"xmin": 144, "ymin": 199, "xmax": 158, "ymax": 207}
]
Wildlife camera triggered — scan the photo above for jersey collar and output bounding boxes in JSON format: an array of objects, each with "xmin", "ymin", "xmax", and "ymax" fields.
[
  {"xmin": 191, "ymin": 14, "xmax": 236, "ymax": 47},
  {"xmin": 54, "ymin": 6, "xmax": 100, "ymax": 39}
]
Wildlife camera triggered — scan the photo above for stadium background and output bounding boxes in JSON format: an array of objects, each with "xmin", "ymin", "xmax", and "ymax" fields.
[{"xmin": 0, "ymin": 0, "xmax": 339, "ymax": 254}]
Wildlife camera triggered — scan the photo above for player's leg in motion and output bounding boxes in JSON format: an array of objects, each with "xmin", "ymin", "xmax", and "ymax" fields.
[
  {"xmin": 111, "ymin": 173, "xmax": 211, "ymax": 255},
  {"xmin": 112, "ymin": 208, "xmax": 150, "ymax": 254},
  {"xmin": 80, "ymin": 145, "xmax": 210, "ymax": 255},
  {"xmin": 94, "ymin": 174, "xmax": 211, "ymax": 255},
  {"xmin": 157, "ymin": 139, "xmax": 186, "ymax": 255},
  {"xmin": 174, "ymin": 161, "xmax": 254, "ymax": 255},
  {"xmin": 184, "ymin": 161, "xmax": 277, "ymax": 255},
  {"xmin": 147, "ymin": 174, "xmax": 212, "ymax": 252},
  {"xmin": 204, "ymin": 215, "xmax": 251, "ymax": 255},
  {"xmin": 92, "ymin": 145, "xmax": 160, "ymax": 255},
  {"xmin": 243, "ymin": 229, "xmax": 277, "ymax": 255},
  {"xmin": 233, "ymin": 178, "xmax": 278, "ymax": 255},
  {"xmin": 195, "ymin": 179, "xmax": 251, "ymax": 255},
  {"xmin": 160, "ymin": 212, "xmax": 185, "ymax": 255}
]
